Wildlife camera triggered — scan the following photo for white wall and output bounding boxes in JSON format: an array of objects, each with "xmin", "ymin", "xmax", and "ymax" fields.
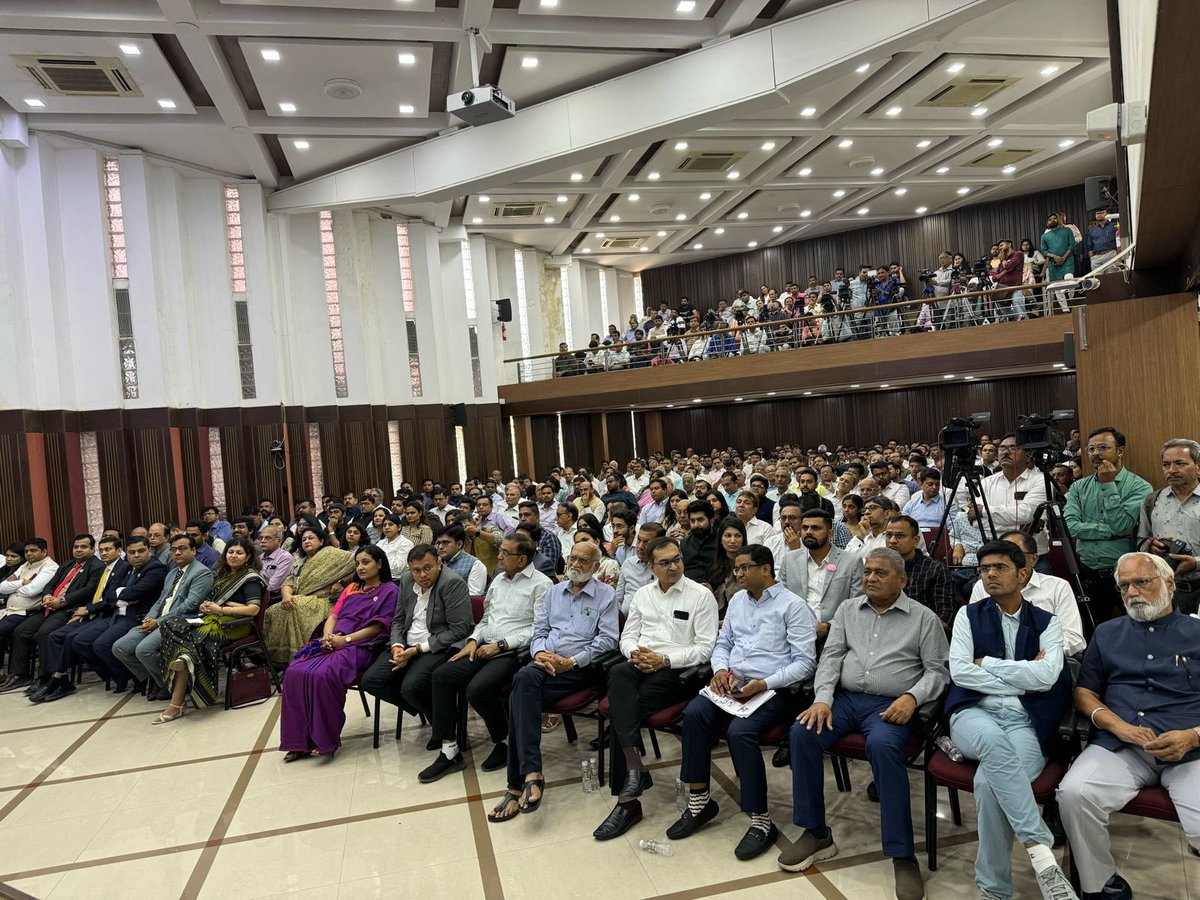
[{"xmin": 1118, "ymin": 0, "xmax": 1158, "ymax": 243}]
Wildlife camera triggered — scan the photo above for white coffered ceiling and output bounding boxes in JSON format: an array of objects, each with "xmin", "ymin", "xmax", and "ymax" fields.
[{"xmin": 0, "ymin": 0, "xmax": 1114, "ymax": 271}]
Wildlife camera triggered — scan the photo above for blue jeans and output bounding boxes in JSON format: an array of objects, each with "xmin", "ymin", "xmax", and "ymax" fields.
[
  {"xmin": 950, "ymin": 705, "xmax": 1053, "ymax": 897},
  {"xmin": 790, "ymin": 691, "xmax": 918, "ymax": 858}
]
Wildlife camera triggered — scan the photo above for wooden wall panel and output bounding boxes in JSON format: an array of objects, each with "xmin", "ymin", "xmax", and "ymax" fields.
[
  {"xmin": 530, "ymin": 415, "xmax": 559, "ymax": 477},
  {"xmin": 286, "ymin": 421, "xmax": 312, "ymax": 503},
  {"xmin": 641, "ymin": 186, "xmax": 1091, "ymax": 311},
  {"xmin": 129, "ymin": 428, "xmax": 179, "ymax": 526},
  {"xmin": 0, "ymin": 433, "xmax": 34, "ymax": 545},
  {"xmin": 605, "ymin": 412, "xmax": 637, "ymax": 465},
  {"xmin": 42, "ymin": 433, "xmax": 75, "ymax": 556},
  {"xmin": 96, "ymin": 430, "xmax": 135, "ymax": 532},
  {"xmin": 178, "ymin": 426, "xmax": 205, "ymax": 517},
  {"xmin": 560, "ymin": 414, "xmax": 594, "ymax": 472},
  {"xmin": 465, "ymin": 403, "xmax": 505, "ymax": 482}
]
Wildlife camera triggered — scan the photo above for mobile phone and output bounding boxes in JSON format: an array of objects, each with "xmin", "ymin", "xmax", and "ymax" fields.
[{"xmin": 732, "ymin": 675, "xmax": 751, "ymax": 694}]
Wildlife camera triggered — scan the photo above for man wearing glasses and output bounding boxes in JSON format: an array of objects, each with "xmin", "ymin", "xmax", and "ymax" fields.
[
  {"xmin": 592, "ymin": 536, "xmax": 718, "ymax": 841},
  {"xmin": 1059, "ymin": 552, "xmax": 1200, "ymax": 900},
  {"xmin": 957, "ymin": 433, "xmax": 1049, "ymax": 573}
]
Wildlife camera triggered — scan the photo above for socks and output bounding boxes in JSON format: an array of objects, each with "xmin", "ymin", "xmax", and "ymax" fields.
[
  {"xmin": 623, "ymin": 747, "xmax": 643, "ymax": 771},
  {"xmin": 442, "ymin": 741, "xmax": 459, "ymax": 760},
  {"xmin": 688, "ymin": 788, "xmax": 710, "ymax": 814},
  {"xmin": 1027, "ymin": 843, "xmax": 1056, "ymax": 874},
  {"xmin": 749, "ymin": 812, "xmax": 772, "ymax": 834}
]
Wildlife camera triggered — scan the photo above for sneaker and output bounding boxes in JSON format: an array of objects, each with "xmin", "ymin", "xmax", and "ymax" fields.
[
  {"xmin": 777, "ymin": 829, "xmax": 837, "ymax": 872},
  {"xmin": 665, "ymin": 799, "xmax": 719, "ymax": 840},
  {"xmin": 418, "ymin": 752, "xmax": 465, "ymax": 784},
  {"xmin": 1081, "ymin": 873, "xmax": 1131, "ymax": 900},
  {"xmin": 893, "ymin": 856, "xmax": 925, "ymax": 900},
  {"xmin": 1036, "ymin": 864, "xmax": 1079, "ymax": 900},
  {"xmin": 480, "ymin": 742, "xmax": 508, "ymax": 772}
]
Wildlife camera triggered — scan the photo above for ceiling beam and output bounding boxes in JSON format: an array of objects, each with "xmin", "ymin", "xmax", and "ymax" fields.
[{"xmin": 712, "ymin": 0, "xmax": 773, "ymax": 37}]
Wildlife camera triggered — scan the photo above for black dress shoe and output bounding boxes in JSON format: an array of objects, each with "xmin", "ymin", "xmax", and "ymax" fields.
[
  {"xmin": 618, "ymin": 769, "xmax": 653, "ymax": 801},
  {"xmin": 419, "ymin": 752, "xmax": 466, "ymax": 784},
  {"xmin": 734, "ymin": 822, "xmax": 779, "ymax": 861},
  {"xmin": 147, "ymin": 686, "xmax": 170, "ymax": 702},
  {"xmin": 28, "ymin": 680, "xmax": 61, "ymax": 703},
  {"xmin": 666, "ymin": 798, "xmax": 719, "ymax": 840},
  {"xmin": 593, "ymin": 801, "xmax": 642, "ymax": 841},
  {"xmin": 866, "ymin": 780, "xmax": 879, "ymax": 803},
  {"xmin": 24, "ymin": 677, "xmax": 48, "ymax": 696},
  {"xmin": 480, "ymin": 742, "xmax": 508, "ymax": 772},
  {"xmin": 0, "ymin": 675, "xmax": 33, "ymax": 694},
  {"xmin": 110, "ymin": 680, "xmax": 128, "ymax": 693},
  {"xmin": 41, "ymin": 680, "xmax": 76, "ymax": 703},
  {"xmin": 772, "ymin": 746, "xmax": 790, "ymax": 768}
]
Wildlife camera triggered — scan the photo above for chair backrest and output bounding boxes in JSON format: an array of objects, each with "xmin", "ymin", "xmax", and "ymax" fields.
[
  {"xmin": 470, "ymin": 594, "xmax": 485, "ymax": 624},
  {"xmin": 922, "ymin": 527, "xmax": 951, "ymax": 563},
  {"xmin": 1048, "ymin": 539, "xmax": 1071, "ymax": 583}
]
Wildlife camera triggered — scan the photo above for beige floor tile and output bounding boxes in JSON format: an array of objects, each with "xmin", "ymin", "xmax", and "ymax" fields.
[
  {"xmin": 719, "ymin": 876, "xmax": 834, "ymax": 898},
  {"xmin": 47, "ymin": 848, "xmax": 204, "ymax": 900},
  {"xmin": 340, "ymin": 803, "xmax": 478, "ymax": 879},
  {"xmin": 246, "ymin": 886, "xmax": 334, "ymax": 900},
  {"xmin": 6, "ymin": 872, "xmax": 64, "ymax": 898},
  {"xmin": 495, "ymin": 833, "xmax": 657, "ymax": 900},
  {"xmin": 52, "ymin": 716, "xmax": 182, "ymax": 777},
  {"xmin": 76, "ymin": 795, "xmax": 229, "ymax": 861},
  {"xmin": 336, "ymin": 864, "xmax": 484, "ymax": 900},
  {"xmin": 198, "ymin": 825, "xmax": 348, "ymax": 900},
  {"xmin": 0, "ymin": 771, "xmax": 141, "ymax": 827},
  {"xmin": 0, "ymin": 721, "xmax": 93, "ymax": 787},
  {"xmin": 226, "ymin": 771, "xmax": 351, "ymax": 837},
  {"xmin": 0, "ymin": 814, "xmax": 111, "ymax": 877},
  {"xmin": 117, "ymin": 756, "xmax": 248, "ymax": 809}
]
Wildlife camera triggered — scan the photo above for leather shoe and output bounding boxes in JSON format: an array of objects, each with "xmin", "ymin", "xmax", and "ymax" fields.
[
  {"xmin": 592, "ymin": 800, "xmax": 642, "ymax": 841},
  {"xmin": 618, "ymin": 769, "xmax": 653, "ymax": 801},
  {"xmin": 0, "ymin": 675, "xmax": 33, "ymax": 694},
  {"xmin": 734, "ymin": 822, "xmax": 779, "ymax": 861},
  {"xmin": 418, "ymin": 752, "xmax": 465, "ymax": 784},
  {"xmin": 41, "ymin": 680, "xmax": 76, "ymax": 703},
  {"xmin": 28, "ymin": 680, "xmax": 61, "ymax": 703},
  {"xmin": 771, "ymin": 746, "xmax": 790, "ymax": 768},
  {"xmin": 666, "ymin": 798, "xmax": 719, "ymax": 840},
  {"xmin": 866, "ymin": 780, "xmax": 879, "ymax": 803},
  {"xmin": 480, "ymin": 742, "xmax": 508, "ymax": 772}
]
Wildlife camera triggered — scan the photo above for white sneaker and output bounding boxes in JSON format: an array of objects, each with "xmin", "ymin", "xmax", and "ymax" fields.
[{"xmin": 1035, "ymin": 865, "xmax": 1079, "ymax": 900}]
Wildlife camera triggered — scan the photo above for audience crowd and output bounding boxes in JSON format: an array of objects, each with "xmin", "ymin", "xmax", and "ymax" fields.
[{"xmin": 1, "ymin": 416, "xmax": 1194, "ymax": 900}]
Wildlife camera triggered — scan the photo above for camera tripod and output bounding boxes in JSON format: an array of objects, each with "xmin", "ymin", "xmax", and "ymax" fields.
[
  {"xmin": 1028, "ymin": 460, "xmax": 1096, "ymax": 634},
  {"xmin": 932, "ymin": 453, "xmax": 997, "ymax": 558}
]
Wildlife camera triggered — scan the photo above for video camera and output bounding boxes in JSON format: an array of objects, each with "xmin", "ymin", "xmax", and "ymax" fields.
[
  {"xmin": 917, "ymin": 268, "xmax": 935, "ymax": 283},
  {"xmin": 1015, "ymin": 413, "xmax": 1066, "ymax": 469},
  {"xmin": 940, "ymin": 415, "xmax": 983, "ymax": 479}
]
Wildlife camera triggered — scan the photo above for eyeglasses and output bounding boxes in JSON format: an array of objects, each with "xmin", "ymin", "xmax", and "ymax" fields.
[
  {"xmin": 565, "ymin": 555, "xmax": 594, "ymax": 567},
  {"xmin": 170, "ymin": 546, "xmax": 190, "ymax": 554},
  {"xmin": 732, "ymin": 564, "xmax": 764, "ymax": 575},
  {"xmin": 1117, "ymin": 575, "xmax": 1161, "ymax": 594},
  {"xmin": 1085, "ymin": 444, "xmax": 1115, "ymax": 453},
  {"xmin": 977, "ymin": 563, "xmax": 1016, "ymax": 575},
  {"xmin": 653, "ymin": 556, "xmax": 684, "ymax": 569},
  {"xmin": 497, "ymin": 549, "xmax": 525, "ymax": 559},
  {"xmin": 997, "ymin": 445, "xmax": 1017, "ymax": 454},
  {"xmin": 883, "ymin": 531, "xmax": 915, "ymax": 540}
]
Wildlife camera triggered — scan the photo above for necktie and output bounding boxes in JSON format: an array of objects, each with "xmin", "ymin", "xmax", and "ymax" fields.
[
  {"xmin": 161, "ymin": 570, "xmax": 184, "ymax": 616},
  {"xmin": 46, "ymin": 563, "xmax": 82, "ymax": 616},
  {"xmin": 91, "ymin": 567, "xmax": 112, "ymax": 605}
]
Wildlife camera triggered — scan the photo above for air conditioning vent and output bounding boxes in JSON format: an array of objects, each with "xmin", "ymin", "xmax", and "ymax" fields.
[
  {"xmin": 965, "ymin": 148, "xmax": 1040, "ymax": 167},
  {"xmin": 600, "ymin": 236, "xmax": 646, "ymax": 250},
  {"xmin": 675, "ymin": 151, "xmax": 745, "ymax": 173},
  {"xmin": 492, "ymin": 201, "xmax": 547, "ymax": 219},
  {"xmin": 917, "ymin": 76, "xmax": 1019, "ymax": 108},
  {"xmin": 13, "ymin": 54, "xmax": 141, "ymax": 97}
]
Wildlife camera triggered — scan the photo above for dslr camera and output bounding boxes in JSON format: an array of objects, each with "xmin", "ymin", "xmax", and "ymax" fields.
[
  {"xmin": 1159, "ymin": 537, "xmax": 1195, "ymax": 568},
  {"xmin": 917, "ymin": 268, "xmax": 935, "ymax": 283}
]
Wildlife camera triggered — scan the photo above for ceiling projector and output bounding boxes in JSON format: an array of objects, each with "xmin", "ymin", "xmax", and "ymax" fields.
[{"xmin": 448, "ymin": 86, "xmax": 516, "ymax": 126}]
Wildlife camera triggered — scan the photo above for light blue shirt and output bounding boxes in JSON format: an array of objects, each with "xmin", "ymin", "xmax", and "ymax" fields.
[
  {"xmin": 902, "ymin": 492, "xmax": 955, "ymax": 528},
  {"xmin": 711, "ymin": 583, "xmax": 818, "ymax": 690},
  {"xmin": 529, "ymin": 577, "xmax": 618, "ymax": 668}
]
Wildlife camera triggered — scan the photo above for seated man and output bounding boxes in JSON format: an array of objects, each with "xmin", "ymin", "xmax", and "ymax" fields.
[
  {"xmin": 946, "ymin": 541, "xmax": 1076, "ymax": 900},
  {"xmin": 185, "ymin": 519, "xmax": 220, "ymax": 570},
  {"xmin": 884, "ymin": 515, "xmax": 956, "ymax": 628},
  {"xmin": 780, "ymin": 548, "xmax": 949, "ymax": 900},
  {"xmin": 488, "ymin": 540, "xmax": 618, "ymax": 822},
  {"xmin": 362, "ymin": 543, "xmax": 473, "ymax": 739},
  {"xmin": 420, "ymin": 533, "xmax": 552, "ymax": 782},
  {"xmin": 0, "ymin": 539, "xmax": 60, "ymax": 682},
  {"xmin": 30, "ymin": 536, "xmax": 130, "ymax": 702},
  {"xmin": 1058, "ymin": 552, "xmax": 1200, "ymax": 900},
  {"xmin": 664, "ymin": 544, "xmax": 816, "ymax": 860},
  {"xmin": 901, "ymin": 468, "xmax": 955, "ymax": 529},
  {"xmin": 614, "ymin": 523, "xmax": 662, "ymax": 615},
  {"xmin": 433, "ymin": 524, "xmax": 488, "ymax": 597},
  {"xmin": 1, "ymin": 534, "xmax": 103, "ymax": 695},
  {"xmin": 593, "ymin": 536, "xmax": 719, "ymax": 841},
  {"xmin": 680, "ymin": 500, "xmax": 718, "ymax": 582},
  {"xmin": 72, "ymin": 535, "xmax": 168, "ymax": 692},
  {"xmin": 111, "ymin": 533, "xmax": 215, "ymax": 701},
  {"xmin": 779, "ymin": 509, "xmax": 864, "ymax": 639}
]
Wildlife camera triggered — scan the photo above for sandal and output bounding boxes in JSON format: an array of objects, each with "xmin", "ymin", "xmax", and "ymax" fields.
[
  {"xmin": 151, "ymin": 703, "xmax": 185, "ymax": 725},
  {"xmin": 487, "ymin": 790, "xmax": 522, "ymax": 823},
  {"xmin": 518, "ymin": 777, "xmax": 545, "ymax": 814},
  {"xmin": 283, "ymin": 751, "xmax": 307, "ymax": 763},
  {"xmin": 541, "ymin": 714, "xmax": 560, "ymax": 733}
]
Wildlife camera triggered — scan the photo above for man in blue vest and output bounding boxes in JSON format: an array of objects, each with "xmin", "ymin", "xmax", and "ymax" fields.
[{"xmin": 945, "ymin": 540, "xmax": 1076, "ymax": 900}]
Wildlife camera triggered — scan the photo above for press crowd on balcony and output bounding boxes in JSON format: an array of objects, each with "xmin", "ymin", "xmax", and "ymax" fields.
[
  {"xmin": 1, "ymin": 417, "xmax": 1195, "ymax": 900},
  {"xmin": 551, "ymin": 208, "xmax": 1120, "ymax": 375}
]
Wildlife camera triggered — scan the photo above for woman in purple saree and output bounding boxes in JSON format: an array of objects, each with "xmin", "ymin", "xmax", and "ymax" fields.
[{"xmin": 279, "ymin": 545, "xmax": 398, "ymax": 760}]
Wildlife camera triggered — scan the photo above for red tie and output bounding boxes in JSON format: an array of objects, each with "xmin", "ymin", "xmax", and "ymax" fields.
[{"xmin": 47, "ymin": 563, "xmax": 82, "ymax": 616}]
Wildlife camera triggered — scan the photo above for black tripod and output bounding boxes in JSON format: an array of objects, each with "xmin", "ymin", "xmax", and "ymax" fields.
[
  {"xmin": 932, "ymin": 451, "xmax": 997, "ymax": 557},
  {"xmin": 1028, "ymin": 459, "xmax": 1096, "ymax": 634}
]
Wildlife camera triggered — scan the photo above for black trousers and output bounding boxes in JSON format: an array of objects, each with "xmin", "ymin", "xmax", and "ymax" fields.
[
  {"xmin": 506, "ymin": 663, "xmax": 594, "ymax": 789},
  {"xmin": 73, "ymin": 615, "xmax": 141, "ymax": 685},
  {"xmin": 430, "ymin": 653, "xmax": 521, "ymax": 744},
  {"xmin": 10, "ymin": 608, "xmax": 74, "ymax": 677},
  {"xmin": 45, "ymin": 616, "xmax": 112, "ymax": 675},
  {"xmin": 1077, "ymin": 562, "xmax": 1123, "ymax": 635},
  {"xmin": 361, "ymin": 649, "xmax": 449, "ymax": 720},
  {"xmin": 605, "ymin": 662, "xmax": 689, "ymax": 793}
]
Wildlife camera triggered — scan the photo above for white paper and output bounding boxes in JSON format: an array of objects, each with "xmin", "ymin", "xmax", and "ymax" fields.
[{"xmin": 699, "ymin": 685, "xmax": 776, "ymax": 718}]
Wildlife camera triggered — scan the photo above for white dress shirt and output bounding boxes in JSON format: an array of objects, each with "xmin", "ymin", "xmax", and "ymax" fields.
[
  {"xmin": 882, "ymin": 481, "xmax": 912, "ymax": 507},
  {"xmin": 407, "ymin": 582, "xmax": 432, "ymax": 652},
  {"xmin": 968, "ymin": 571, "xmax": 1086, "ymax": 656},
  {"xmin": 743, "ymin": 516, "xmax": 777, "ymax": 546},
  {"xmin": 621, "ymin": 576, "xmax": 719, "ymax": 668},
  {"xmin": 377, "ymin": 534, "xmax": 415, "ymax": 578},
  {"xmin": 805, "ymin": 553, "xmax": 830, "ymax": 614},
  {"xmin": 958, "ymin": 468, "xmax": 1049, "ymax": 553}
]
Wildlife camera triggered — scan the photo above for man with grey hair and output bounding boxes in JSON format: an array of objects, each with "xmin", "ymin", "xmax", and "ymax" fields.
[
  {"xmin": 258, "ymin": 525, "xmax": 294, "ymax": 597},
  {"xmin": 1137, "ymin": 438, "xmax": 1200, "ymax": 612},
  {"xmin": 1058, "ymin": 551, "xmax": 1200, "ymax": 900},
  {"xmin": 779, "ymin": 547, "xmax": 949, "ymax": 900}
]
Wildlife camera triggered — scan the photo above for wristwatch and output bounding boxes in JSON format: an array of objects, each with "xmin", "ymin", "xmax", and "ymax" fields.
[
  {"xmin": 497, "ymin": 639, "xmax": 509, "ymax": 652},
  {"xmin": 344, "ymin": 634, "xmax": 353, "ymax": 644}
]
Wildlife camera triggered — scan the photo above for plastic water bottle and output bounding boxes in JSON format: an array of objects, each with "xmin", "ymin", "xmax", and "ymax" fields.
[
  {"xmin": 581, "ymin": 760, "xmax": 596, "ymax": 793},
  {"xmin": 639, "ymin": 839, "xmax": 674, "ymax": 857},
  {"xmin": 588, "ymin": 759, "xmax": 599, "ymax": 792},
  {"xmin": 674, "ymin": 778, "xmax": 687, "ymax": 812},
  {"xmin": 936, "ymin": 735, "xmax": 965, "ymax": 762}
]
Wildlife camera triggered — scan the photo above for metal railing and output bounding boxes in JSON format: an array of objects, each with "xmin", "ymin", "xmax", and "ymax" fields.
[{"xmin": 506, "ymin": 279, "xmax": 1075, "ymax": 384}]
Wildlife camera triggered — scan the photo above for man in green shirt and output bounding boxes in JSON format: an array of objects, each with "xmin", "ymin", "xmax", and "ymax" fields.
[
  {"xmin": 1039, "ymin": 213, "xmax": 1076, "ymax": 315},
  {"xmin": 1063, "ymin": 427, "xmax": 1152, "ymax": 627}
]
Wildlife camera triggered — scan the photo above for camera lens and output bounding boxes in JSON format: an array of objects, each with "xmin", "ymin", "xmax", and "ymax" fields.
[{"xmin": 461, "ymin": 90, "xmax": 475, "ymax": 105}]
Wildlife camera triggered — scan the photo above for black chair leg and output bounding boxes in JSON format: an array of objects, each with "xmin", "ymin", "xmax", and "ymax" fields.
[
  {"xmin": 457, "ymin": 696, "xmax": 470, "ymax": 751},
  {"xmin": 373, "ymin": 695, "xmax": 382, "ymax": 749},
  {"xmin": 925, "ymin": 770, "xmax": 938, "ymax": 871},
  {"xmin": 563, "ymin": 715, "xmax": 577, "ymax": 744},
  {"xmin": 597, "ymin": 715, "xmax": 606, "ymax": 788},
  {"xmin": 831, "ymin": 754, "xmax": 847, "ymax": 793},
  {"xmin": 949, "ymin": 787, "xmax": 962, "ymax": 826},
  {"xmin": 649, "ymin": 729, "xmax": 662, "ymax": 759},
  {"xmin": 358, "ymin": 686, "xmax": 370, "ymax": 718}
]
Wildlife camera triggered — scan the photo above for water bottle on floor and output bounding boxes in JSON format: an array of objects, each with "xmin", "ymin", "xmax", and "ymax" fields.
[
  {"xmin": 581, "ymin": 759, "xmax": 596, "ymax": 793},
  {"xmin": 936, "ymin": 735, "xmax": 965, "ymax": 762},
  {"xmin": 639, "ymin": 839, "xmax": 674, "ymax": 857},
  {"xmin": 674, "ymin": 778, "xmax": 686, "ymax": 812}
]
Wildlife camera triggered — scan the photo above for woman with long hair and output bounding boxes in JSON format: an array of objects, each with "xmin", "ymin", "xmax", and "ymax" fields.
[
  {"xmin": 263, "ymin": 528, "xmax": 355, "ymax": 668},
  {"xmin": 341, "ymin": 523, "xmax": 370, "ymax": 554},
  {"xmin": 706, "ymin": 517, "xmax": 747, "ymax": 616},
  {"xmin": 841, "ymin": 495, "xmax": 868, "ymax": 540},
  {"xmin": 662, "ymin": 489, "xmax": 691, "ymax": 540},
  {"xmin": 279, "ymin": 544, "xmax": 399, "ymax": 760},
  {"xmin": 707, "ymin": 490, "xmax": 730, "ymax": 523},
  {"xmin": 151, "ymin": 536, "xmax": 267, "ymax": 723}
]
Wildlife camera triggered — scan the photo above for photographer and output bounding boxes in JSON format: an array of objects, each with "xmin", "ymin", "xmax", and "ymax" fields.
[
  {"xmin": 871, "ymin": 269, "xmax": 901, "ymax": 338},
  {"xmin": 849, "ymin": 265, "xmax": 872, "ymax": 339},
  {"xmin": 1137, "ymin": 438, "xmax": 1200, "ymax": 611},
  {"xmin": 955, "ymin": 433, "xmax": 1050, "ymax": 572},
  {"xmin": 931, "ymin": 250, "xmax": 954, "ymax": 328},
  {"xmin": 992, "ymin": 240, "xmax": 1026, "ymax": 321}
]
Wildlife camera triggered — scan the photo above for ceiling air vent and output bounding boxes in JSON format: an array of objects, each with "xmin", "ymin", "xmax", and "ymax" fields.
[
  {"xmin": 917, "ymin": 76, "xmax": 1019, "ymax": 108},
  {"xmin": 600, "ymin": 236, "xmax": 647, "ymax": 250},
  {"xmin": 492, "ymin": 201, "xmax": 547, "ymax": 219},
  {"xmin": 965, "ymin": 148, "xmax": 1040, "ymax": 167},
  {"xmin": 675, "ymin": 150, "xmax": 745, "ymax": 173},
  {"xmin": 14, "ymin": 54, "xmax": 140, "ymax": 97}
]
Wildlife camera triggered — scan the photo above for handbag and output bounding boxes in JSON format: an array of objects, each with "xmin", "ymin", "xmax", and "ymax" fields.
[{"xmin": 226, "ymin": 653, "xmax": 275, "ymax": 708}]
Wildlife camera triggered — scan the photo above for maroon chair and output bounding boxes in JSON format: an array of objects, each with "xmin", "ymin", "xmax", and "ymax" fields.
[
  {"xmin": 594, "ymin": 695, "xmax": 690, "ymax": 787},
  {"xmin": 826, "ymin": 730, "xmax": 928, "ymax": 792},
  {"xmin": 921, "ymin": 528, "xmax": 952, "ymax": 563},
  {"xmin": 221, "ymin": 601, "xmax": 282, "ymax": 709},
  {"xmin": 1066, "ymin": 786, "xmax": 1179, "ymax": 887}
]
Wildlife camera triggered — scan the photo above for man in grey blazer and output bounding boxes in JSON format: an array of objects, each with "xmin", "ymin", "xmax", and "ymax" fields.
[
  {"xmin": 112, "ymin": 533, "xmax": 216, "ymax": 700},
  {"xmin": 362, "ymin": 544, "xmax": 473, "ymax": 742},
  {"xmin": 778, "ymin": 509, "xmax": 864, "ymax": 637}
]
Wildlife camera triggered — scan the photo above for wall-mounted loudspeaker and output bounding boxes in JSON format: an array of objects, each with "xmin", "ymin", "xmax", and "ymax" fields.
[
  {"xmin": 496, "ymin": 298, "xmax": 513, "ymax": 322},
  {"xmin": 452, "ymin": 403, "xmax": 468, "ymax": 427}
]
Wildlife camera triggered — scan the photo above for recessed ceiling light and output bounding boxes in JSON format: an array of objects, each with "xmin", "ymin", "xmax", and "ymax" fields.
[
  {"xmin": 1053, "ymin": 362, "xmax": 1066, "ymax": 368},
  {"xmin": 1001, "ymin": 165, "xmax": 1016, "ymax": 175},
  {"xmin": 800, "ymin": 106, "xmax": 817, "ymax": 117},
  {"xmin": 292, "ymin": 139, "xmax": 310, "ymax": 150},
  {"xmin": 800, "ymin": 209, "xmax": 811, "ymax": 217},
  {"xmin": 736, "ymin": 211, "xmax": 749, "ymax": 219},
  {"xmin": 1040, "ymin": 65, "xmax": 1060, "ymax": 76},
  {"xmin": 699, "ymin": 192, "xmax": 711, "ymax": 200},
  {"xmin": 714, "ymin": 228, "xmax": 725, "ymax": 234},
  {"xmin": 971, "ymin": 106, "xmax": 987, "ymax": 117},
  {"xmin": 797, "ymin": 167, "xmax": 812, "ymax": 177},
  {"xmin": 570, "ymin": 171, "xmax": 584, "ymax": 181},
  {"xmin": 398, "ymin": 103, "xmax": 415, "ymax": 114},
  {"xmin": 472, "ymin": 217, "xmax": 483, "ymax": 224},
  {"xmin": 855, "ymin": 63, "xmax": 870, "ymax": 73},
  {"xmin": 544, "ymin": 216, "xmax": 555, "ymax": 223},
  {"xmin": 803, "ymin": 390, "xmax": 812, "ymax": 395},
  {"xmin": 726, "ymin": 171, "xmax": 740, "ymax": 180},
  {"xmin": 556, "ymin": 194, "xmax": 568, "ymax": 203},
  {"xmin": 581, "ymin": 248, "xmax": 591, "ymax": 253},
  {"xmin": 521, "ymin": 56, "xmax": 539, "ymax": 69},
  {"xmin": 540, "ymin": 0, "xmax": 558, "ymax": 6},
  {"xmin": 915, "ymin": 206, "xmax": 928, "ymax": 214},
  {"xmin": 596, "ymin": 232, "xmax": 605, "ymax": 238},
  {"xmin": 917, "ymin": 139, "xmax": 932, "ymax": 148},
  {"xmin": 850, "ymin": 384, "xmax": 861, "ymax": 388},
  {"xmin": 885, "ymin": 106, "xmax": 903, "ymax": 116},
  {"xmin": 610, "ymin": 215, "xmax": 621, "ymax": 222},
  {"xmin": 946, "ymin": 62, "xmax": 965, "ymax": 74},
  {"xmin": 837, "ymin": 138, "xmax": 853, "ymax": 149},
  {"xmin": 479, "ymin": 195, "xmax": 490, "ymax": 202},
  {"xmin": 656, "ymin": 230, "xmax": 667, "ymax": 237},
  {"xmin": 965, "ymin": 375, "xmax": 975, "ymax": 380},
  {"xmin": 832, "ymin": 189, "xmax": 845, "ymax": 198},
  {"xmin": 666, "ymin": 403, "xmax": 674, "ymax": 408},
  {"xmin": 936, "ymin": 166, "xmax": 950, "ymax": 174},
  {"xmin": 880, "ymin": 383, "xmax": 890, "ymax": 388},
  {"xmin": 1058, "ymin": 139, "xmax": 1075, "ymax": 148},
  {"xmin": 120, "ymin": 43, "xmax": 142, "ymax": 56},
  {"xmin": 734, "ymin": 397, "xmax": 744, "ymax": 402},
  {"xmin": 761, "ymin": 141, "xmax": 776, "ymax": 151},
  {"xmin": 23, "ymin": 98, "xmax": 44, "ymax": 108},
  {"xmin": 640, "ymin": 247, "xmax": 650, "ymax": 252},
  {"xmin": 943, "ymin": 374, "xmax": 955, "ymax": 379},
  {"xmin": 987, "ymin": 138, "xmax": 1003, "ymax": 148},
  {"xmin": 773, "ymin": 225, "xmax": 784, "ymax": 233},
  {"xmin": 628, "ymin": 193, "xmax": 640, "ymax": 201},
  {"xmin": 398, "ymin": 52, "xmax": 417, "ymax": 65},
  {"xmin": 956, "ymin": 186, "xmax": 970, "ymax": 195},
  {"xmin": 647, "ymin": 171, "xmax": 660, "ymax": 180},
  {"xmin": 692, "ymin": 397, "xmax": 702, "ymax": 403},
  {"xmin": 893, "ymin": 187, "xmax": 907, "ymax": 195},
  {"xmin": 674, "ymin": 141, "xmax": 689, "ymax": 151},
  {"xmin": 766, "ymin": 391, "xmax": 776, "ymax": 396},
  {"xmin": 157, "ymin": 99, "xmax": 177, "ymax": 109},
  {"xmin": 870, "ymin": 167, "xmax": 885, "ymax": 176},
  {"xmin": 692, "ymin": 243, "xmax": 703, "ymax": 249},
  {"xmin": 856, "ymin": 207, "xmax": 869, "ymax": 215},
  {"xmin": 675, "ymin": 213, "xmax": 687, "ymax": 221},
  {"xmin": 677, "ymin": 0, "xmax": 697, "ymax": 12},
  {"xmin": 748, "ymin": 241, "xmax": 758, "ymax": 247},
  {"xmin": 260, "ymin": 48, "xmax": 281, "ymax": 62},
  {"xmin": 278, "ymin": 101, "xmax": 296, "ymax": 113}
]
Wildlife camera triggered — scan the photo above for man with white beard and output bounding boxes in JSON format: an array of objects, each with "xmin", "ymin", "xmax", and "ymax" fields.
[{"xmin": 1058, "ymin": 552, "xmax": 1200, "ymax": 900}]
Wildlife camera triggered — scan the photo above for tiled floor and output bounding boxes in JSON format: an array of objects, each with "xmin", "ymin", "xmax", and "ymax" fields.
[{"xmin": 0, "ymin": 674, "xmax": 1194, "ymax": 899}]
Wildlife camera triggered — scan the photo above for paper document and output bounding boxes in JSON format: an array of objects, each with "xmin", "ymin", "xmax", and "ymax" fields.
[{"xmin": 699, "ymin": 686, "xmax": 776, "ymax": 718}]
